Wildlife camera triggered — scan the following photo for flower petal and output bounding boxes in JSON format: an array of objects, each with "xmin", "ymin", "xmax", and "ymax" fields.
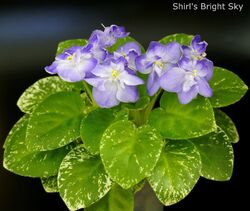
[
  {"xmin": 162, "ymin": 42, "xmax": 181, "ymax": 63},
  {"xmin": 127, "ymin": 50, "xmax": 140, "ymax": 70},
  {"xmin": 92, "ymin": 64, "xmax": 112, "ymax": 77},
  {"xmin": 191, "ymin": 35, "xmax": 208, "ymax": 54},
  {"xmin": 56, "ymin": 58, "xmax": 97, "ymax": 82},
  {"xmin": 197, "ymin": 77, "xmax": 213, "ymax": 97},
  {"xmin": 147, "ymin": 41, "xmax": 167, "ymax": 58},
  {"xmin": 181, "ymin": 45, "xmax": 192, "ymax": 58},
  {"xmin": 178, "ymin": 56, "xmax": 193, "ymax": 71},
  {"xmin": 120, "ymin": 71, "xmax": 144, "ymax": 86},
  {"xmin": 160, "ymin": 67, "xmax": 185, "ymax": 92},
  {"xmin": 45, "ymin": 61, "xmax": 59, "ymax": 74},
  {"xmin": 56, "ymin": 63, "xmax": 86, "ymax": 82},
  {"xmin": 177, "ymin": 85, "xmax": 199, "ymax": 104},
  {"xmin": 78, "ymin": 58, "xmax": 98, "ymax": 72},
  {"xmin": 117, "ymin": 42, "xmax": 141, "ymax": 55},
  {"xmin": 116, "ymin": 85, "xmax": 139, "ymax": 103},
  {"xmin": 85, "ymin": 77, "xmax": 106, "ymax": 90},
  {"xmin": 147, "ymin": 71, "xmax": 160, "ymax": 96},
  {"xmin": 92, "ymin": 83, "xmax": 119, "ymax": 108},
  {"xmin": 195, "ymin": 59, "xmax": 213, "ymax": 80},
  {"xmin": 135, "ymin": 55, "xmax": 152, "ymax": 74}
]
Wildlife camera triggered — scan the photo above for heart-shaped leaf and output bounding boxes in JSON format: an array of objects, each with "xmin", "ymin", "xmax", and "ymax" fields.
[
  {"xmin": 209, "ymin": 67, "xmax": 248, "ymax": 107},
  {"xmin": 149, "ymin": 93, "xmax": 216, "ymax": 139},
  {"xmin": 159, "ymin": 33, "xmax": 194, "ymax": 45},
  {"xmin": 100, "ymin": 120, "xmax": 163, "ymax": 189},
  {"xmin": 26, "ymin": 91, "xmax": 84, "ymax": 151},
  {"xmin": 148, "ymin": 140, "xmax": 201, "ymax": 206},
  {"xmin": 17, "ymin": 76, "xmax": 82, "ymax": 114},
  {"xmin": 80, "ymin": 109, "xmax": 115, "ymax": 155},
  {"xmin": 191, "ymin": 127, "xmax": 234, "ymax": 181},
  {"xmin": 3, "ymin": 116, "xmax": 75, "ymax": 177},
  {"xmin": 56, "ymin": 39, "xmax": 88, "ymax": 55},
  {"xmin": 214, "ymin": 109, "xmax": 239, "ymax": 143},
  {"xmin": 58, "ymin": 145, "xmax": 112, "ymax": 210}
]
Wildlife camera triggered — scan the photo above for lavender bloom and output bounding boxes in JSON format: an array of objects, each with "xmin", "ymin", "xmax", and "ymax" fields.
[
  {"xmin": 87, "ymin": 35, "xmax": 107, "ymax": 62},
  {"xmin": 160, "ymin": 57, "xmax": 213, "ymax": 104},
  {"xmin": 45, "ymin": 46, "xmax": 98, "ymax": 82},
  {"xmin": 182, "ymin": 35, "xmax": 208, "ymax": 60},
  {"xmin": 135, "ymin": 41, "xmax": 181, "ymax": 96},
  {"xmin": 114, "ymin": 42, "xmax": 141, "ymax": 70},
  {"xmin": 85, "ymin": 58, "xmax": 144, "ymax": 108},
  {"xmin": 89, "ymin": 24, "xmax": 129, "ymax": 48}
]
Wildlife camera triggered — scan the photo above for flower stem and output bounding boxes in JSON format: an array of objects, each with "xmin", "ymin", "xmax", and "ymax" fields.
[
  {"xmin": 131, "ymin": 89, "xmax": 163, "ymax": 126},
  {"xmin": 82, "ymin": 81, "xmax": 98, "ymax": 107},
  {"xmin": 143, "ymin": 89, "xmax": 163, "ymax": 120}
]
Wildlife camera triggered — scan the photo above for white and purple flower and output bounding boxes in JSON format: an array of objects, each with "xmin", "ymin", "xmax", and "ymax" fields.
[
  {"xmin": 182, "ymin": 35, "xmax": 208, "ymax": 60},
  {"xmin": 135, "ymin": 41, "xmax": 181, "ymax": 96},
  {"xmin": 89, "ymin": 24, "xmax": 129, "ymax": 48},
  {"xmin": 45, "ymin": 24, "xmax": 214, "ymax": 107},
  {"xmin": 160, "ymin": 57, "xmax": 213, "ymax": 104},
  {"xmin": 45, "ymin": 45, "xmax": 98, "ymax": 82},
  {"xmin": 85, "ymin": 58, "xmax": 144, "ymax": 108},
  {"xmin": 114, "ymin": 42, "xmax": 141, "ymax": 70}
]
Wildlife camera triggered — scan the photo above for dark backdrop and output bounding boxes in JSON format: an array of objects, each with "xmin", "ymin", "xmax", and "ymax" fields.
[{"xmin": 0, "ymin": 1, "xmax": 249, "ymax": 210}]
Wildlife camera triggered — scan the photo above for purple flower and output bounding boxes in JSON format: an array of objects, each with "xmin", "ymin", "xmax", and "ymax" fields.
[
  {"xmin": 135, "ymin": 41, "xmax": 181, "ymax": 96},
  {"xmin": 45, "ymin": 46, "xmax": 97, "ymax": 82},
  {"xmin": 182, "ymin": 35, "xmax": 208, "ymax": 60},
  {"xmin": 89, "ymin": 24, "xmax": 129, "ymax": 48},
  {"xmin": 160, "ymin": 57, "xmax": 213, "ymax": 104},
  {"xmin": 114, "ymin": 42, "xmax": 141, "ymax": 70},
  {"xmin": 85, "ymin": 58, "xmax": 144, "ymax": 108},
  {"xmin": 86, "ymin": 37, "xmax": 107, "ymax": 62}
]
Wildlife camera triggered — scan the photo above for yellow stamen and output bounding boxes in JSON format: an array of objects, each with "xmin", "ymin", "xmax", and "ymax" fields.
[
  {"xmin": 154, "ymin": 61, "xmax": 164, "ymax": 69},
  {"xmin": 197, "ymin": 52, "xmax": 207, "ymax": 60},
  {"xmin": 112, "ymin": 70, "xmax": 119, "ymax": 78},
  {"xmin": 67, "ymin": 53, "xmax": 75, "ymax": 61},
  {"xmin": 193, "ymin": 69, "xmax": 198, "ymax": 77}
]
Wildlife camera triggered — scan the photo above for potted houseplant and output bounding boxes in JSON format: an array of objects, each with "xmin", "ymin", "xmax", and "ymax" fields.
[{"xmin": 3, "ymin": 24, "xmax": 248, "ymax": 210}]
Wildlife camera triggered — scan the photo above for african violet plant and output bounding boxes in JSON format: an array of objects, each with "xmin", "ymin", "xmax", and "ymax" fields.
[{"xmin": 3, "ymin": 24, "xmax": 248, "ymax": 210}]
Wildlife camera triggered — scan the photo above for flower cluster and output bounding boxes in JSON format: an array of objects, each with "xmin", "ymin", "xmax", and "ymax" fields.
[{"xmin": 45, "ymin": 25, "xmax": 213, "ymax": 107}]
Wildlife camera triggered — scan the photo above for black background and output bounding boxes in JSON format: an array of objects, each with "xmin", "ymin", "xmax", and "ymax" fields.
[{"xmin": 0, "ymin": 0, "xmax": 249, "ymax": 210}]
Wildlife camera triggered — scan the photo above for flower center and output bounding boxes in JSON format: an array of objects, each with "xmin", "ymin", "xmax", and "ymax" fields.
[
  {"xmin": 192, "ymin": 69, "xmax": 198, "ymax": 77},
  {"xmin": 111, "ymin": 69, "xmax": 119, "ymax": 79},
  {"xmin": 154, "ymin": 60, "xmax": 164, "ymax": 69},
  {"xmin": 67, "ymin": 53, "xmax": 75, "ymax": 61},
  {"xmin": 195, "ymin": 52, "xmax": 207, "ymax": 60}
]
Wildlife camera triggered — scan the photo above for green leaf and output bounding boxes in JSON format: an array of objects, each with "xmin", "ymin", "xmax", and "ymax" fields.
[
  {"xmin": 56, "ymin": 39, "xmax": 88, "ymax": 55},
  {"xmin": 108, "ymin": 36, "xmax": 145, "ymax": 53},
  {"xmin": 191, "ymin": 127, "xmax": 234, "ymax": 181},
  {"xmin": 3, "ymin": 116, "xmax": 75, "ymax": 177},
  {"xmin": 214, "ymin": 109, "xmax": 239, "ymax": 143},
  {"xmin": 100, "ymin": 120, "xmax": 163, "ymax": 189},
  {"xmin": 26, "ymin": 92, "xmax": 84, "ymax": 151},
  {"xmin": 209, "ymin": 67, "xmax": 248, "ymax": 107},
  {"xmin": 58, "ymin": 145, "xmax": 112, "ymax": 210},
  {"xmin": 85, "ymin": 184, "xmax": 134, "ymax": 211},
  {"xmin": 149, "ymin": 93, "xmax": 216, "ymax": 139},
  {"xmin": 159, "ymin": 33, "xmax": 194, "ymax": 45},
  {"xmin": 41, "ymin": 175, "xmax": 58, "ymax": 193},
  {"xmin": 148, "ymin": 140, "xmax": 201, "ymax": 206},
  {"xmin": 17, "ymin": 76, "xmax": 83, "ymax": 114},
  {"xmin": 80, "ymin": 109, "xmax": 115, "ymax": 155}
]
